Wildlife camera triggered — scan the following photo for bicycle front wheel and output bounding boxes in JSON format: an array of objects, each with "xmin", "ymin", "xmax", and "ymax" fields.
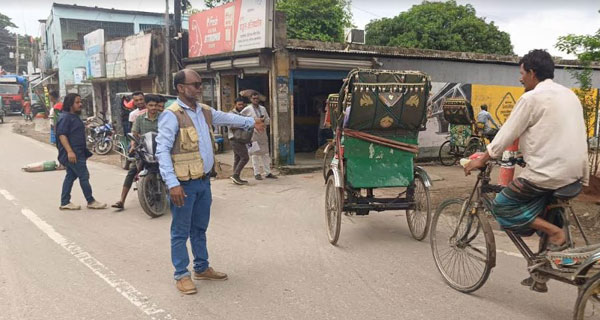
[{"xmin": 430, "ymin": 198, "xmax": 496, "ymax": 293}]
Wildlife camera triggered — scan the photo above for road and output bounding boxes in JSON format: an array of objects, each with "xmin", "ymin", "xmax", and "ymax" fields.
[{"xmin": 0, "ymin": 121, "xmax": 579, "ymax": 320}]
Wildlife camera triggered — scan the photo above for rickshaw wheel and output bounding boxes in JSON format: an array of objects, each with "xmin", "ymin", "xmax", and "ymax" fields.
[
  {"xmin": 325, "ymin": 174, "xmax": 343, "ymax": 245},
  {"xmin": 439, "ymin": 140, "xmax": 458, "ymax": 166},
  {"xmin": 406, "ymin": 175, "xmax": 431, "ymax": 241},
  {"xmin": 574, "ymin": 272, "xmax": 600, "ymax": 320}
]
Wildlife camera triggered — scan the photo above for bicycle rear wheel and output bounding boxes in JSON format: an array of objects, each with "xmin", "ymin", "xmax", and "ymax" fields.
[
  {"xmin": 439, "ymin": 140, "xmax": 458, "ymax": 166},
  {"xmin": 430, "ymin": 198, "xmax": 496, "ymax": 293}
]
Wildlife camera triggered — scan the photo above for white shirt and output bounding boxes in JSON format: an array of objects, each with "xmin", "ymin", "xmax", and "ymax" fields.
[
  {"xmin": 487, "ymin": 79, "xmax": 588, "ymax": 189},
  {"xmin": 128, "ymin": 108, "xmax": 146, "ymax": 123}
]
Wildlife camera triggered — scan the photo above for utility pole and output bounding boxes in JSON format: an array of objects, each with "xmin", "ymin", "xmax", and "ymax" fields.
[
  {"xmin": 174, "ymin": 0, "xmax": 182, "ymax": 66},
  {"xmin": 164, "ymin": 0, "xmax": 170, "ymax": 94},
  {"xmin": 15, "ymin": 34, "xmax": 19, "ymax": 74}
]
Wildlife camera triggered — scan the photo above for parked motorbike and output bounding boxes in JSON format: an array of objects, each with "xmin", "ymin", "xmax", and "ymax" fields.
[
  {"xmin": 0, "ymin": 107, "xmax": 4, "ymax": 124},
  {"xmin": 86, "ymin": 116, "xmax": 114, "ymax": 155},
  {"xmin": 129, "ymin": 132, "xmax": 169, "ymax": 218}
]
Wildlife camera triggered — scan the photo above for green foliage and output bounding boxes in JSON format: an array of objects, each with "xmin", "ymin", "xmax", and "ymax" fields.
[
  {"xmin": 365, "ymin": 1, "xmax": 513, "ymax": 55},
  {"xmin": 203, "ymin": 0, "xmax": 233, "ymax": 8},
  {"xmin": 0, "ymin": 12, "xmax": 16, "ymax": 30},
  {"xmin": 276, "ymin": 0, "xmax": 353, "ymax": 42},
  {"xmin": 556, "ymin": 24, "xmax": 600, "ymax": 173}
]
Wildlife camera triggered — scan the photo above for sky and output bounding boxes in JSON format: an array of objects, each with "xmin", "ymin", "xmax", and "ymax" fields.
[{"xmin": 2, "ymin": 0, "xmax": 599, "ymax": 58}]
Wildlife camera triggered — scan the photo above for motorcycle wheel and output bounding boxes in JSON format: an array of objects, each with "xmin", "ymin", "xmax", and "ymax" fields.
[
  {"xmin": 138, "ymin": 173, "xmax": 169, "ymax": 218},
  {"xmin": 95, "ymin": 139, "xmax": 113, "ymax": 155}
]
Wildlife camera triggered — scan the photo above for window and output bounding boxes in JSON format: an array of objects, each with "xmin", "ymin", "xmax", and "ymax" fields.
[
  {"xmin": 139, "ymin": 24, "xmax": 163, "ymax": 32},
  {"xmin": 60, "ymin": 18, "xmax": 134, "ymax": 50}
]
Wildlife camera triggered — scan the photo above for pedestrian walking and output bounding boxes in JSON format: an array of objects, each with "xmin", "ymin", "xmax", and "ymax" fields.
[
  {"xmin": 156, "ymin": 69, "xmax": 265, "ymax": 294},
  {"xmin": 241, "ymin": 92, "xmax": 277, "ymax": 180},
  {"xmin": 49, "ymin": 90, "xmax": 62, "ymax": 144},
  {"xmin": 22, "ymin": 97, "xmax": 32, "ymax": 121},
  {"xmin": 56, "ymin": 93, "xmax": 106, "ymax": 210},
  {"xmin": 112, "ymin": 94, "xmax": 161, "ymax": 210},
  {"xmin": 228, "ymin": 97, "xmax": 251, "ymax": 185}
]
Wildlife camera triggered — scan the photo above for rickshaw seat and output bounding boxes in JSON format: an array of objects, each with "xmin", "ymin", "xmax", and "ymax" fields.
[{"xmin": 553, "ymin": 180, "xmax": 582, "ymax": 200}]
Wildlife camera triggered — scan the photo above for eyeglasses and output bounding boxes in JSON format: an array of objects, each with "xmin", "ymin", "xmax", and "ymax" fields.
[{"xmin": 182, "ymin": 82, "xmax": 202, "ymax": 89}]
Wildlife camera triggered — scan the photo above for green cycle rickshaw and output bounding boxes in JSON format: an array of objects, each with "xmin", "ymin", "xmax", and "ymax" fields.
[{"xmin": 323, "ymin": 69, "xmax": 433, "ymax": 245}]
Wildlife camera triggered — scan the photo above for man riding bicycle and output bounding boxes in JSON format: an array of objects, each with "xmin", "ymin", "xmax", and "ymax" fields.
[
  {"xmin": 476, "ymin": 104, "xmax": 499, "ymax": 141},
  {"xmin": 464, "ymin": 49, "xmax": 588, "ymax": 252}
]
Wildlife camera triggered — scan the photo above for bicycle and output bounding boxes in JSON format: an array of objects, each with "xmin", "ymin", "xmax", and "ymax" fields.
[{"xmin": 430, "ymin": 158, "xmax": 600, "ymax": 319}]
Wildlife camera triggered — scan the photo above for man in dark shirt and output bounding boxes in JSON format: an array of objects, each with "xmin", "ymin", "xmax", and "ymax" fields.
[{"xmin": 56, "ymin": 93, "xmax": 106, "ymax": 210}]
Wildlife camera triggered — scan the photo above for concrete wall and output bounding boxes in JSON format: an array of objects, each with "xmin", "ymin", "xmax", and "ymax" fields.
[{"xmin": 379, "ymin": 58, "xmax": 600, "ymax": 88}]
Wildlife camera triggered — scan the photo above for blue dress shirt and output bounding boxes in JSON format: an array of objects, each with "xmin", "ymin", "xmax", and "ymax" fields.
[{"xmin": 156, "ymin": 98, "xmax": 255, "ymax": 189}]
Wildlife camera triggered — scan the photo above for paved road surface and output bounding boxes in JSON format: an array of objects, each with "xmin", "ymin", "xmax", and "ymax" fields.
[{"xmin": 0, "ymin": 122, "xmax": 579, "ymax": 319}]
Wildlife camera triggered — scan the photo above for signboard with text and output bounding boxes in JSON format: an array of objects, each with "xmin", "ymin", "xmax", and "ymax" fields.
[
  {"xmin": 188, "ymin": 0, "xmax": 272, "ymax": 58},
  {"xmin": 84, "ymin": 29, "xmax": 106, "ymax": 78}
]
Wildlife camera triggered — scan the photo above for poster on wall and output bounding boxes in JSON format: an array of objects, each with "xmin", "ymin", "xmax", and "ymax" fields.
[
  {"xmin": 188, "ymin": 0, "xmax": 272, "ymax": 58},
  {"xmin": 84, "ymin": 29, "xmax": 106, "ymax": 78},
  {"xmin": 105, "ymin": 39, "xmax": 126, "ymax": 78},
  {"xmin": 124, "ymin": 33, "xmax": 152, "ymax": 77}
]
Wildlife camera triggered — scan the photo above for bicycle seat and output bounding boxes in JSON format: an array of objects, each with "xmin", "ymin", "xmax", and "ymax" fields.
[{"xmin": 552, "ymin": 180, "xmax": 582, "ymax": 200}]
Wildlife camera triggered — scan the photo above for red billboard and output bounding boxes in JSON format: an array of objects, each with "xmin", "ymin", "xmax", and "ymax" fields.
[{"xmin": 188, "ymin": 0, "xmax": 271, "ymax": 58}]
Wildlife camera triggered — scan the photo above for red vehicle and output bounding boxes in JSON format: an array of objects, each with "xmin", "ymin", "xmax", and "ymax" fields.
[{"xmin": 0, "ymin": 77, "xmax": 25, "ymax": 115}]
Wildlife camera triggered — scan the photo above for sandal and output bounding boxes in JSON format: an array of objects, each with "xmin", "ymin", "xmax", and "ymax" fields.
[{"xmin": 111, "ymin": 201, "xmax": 124, "ymax": 209}]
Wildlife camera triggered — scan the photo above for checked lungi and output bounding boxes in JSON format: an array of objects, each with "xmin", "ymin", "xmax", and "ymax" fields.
[{"xmin": 492, "ymin": 178, "xmax": 563, "ymax": 236}]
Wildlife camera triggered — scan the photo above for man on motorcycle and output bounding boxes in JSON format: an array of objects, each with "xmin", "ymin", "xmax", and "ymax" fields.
[
  {"xmin": 464, "ymin": 49, "xmax": 588, "ymax": 251},
  {"xmin": 111, "ymin": 94, "xmax": 161, "ymax": 210},
  {"xmin": 128, "ymin": 91, "xmax": 146, "ymax": 129}
]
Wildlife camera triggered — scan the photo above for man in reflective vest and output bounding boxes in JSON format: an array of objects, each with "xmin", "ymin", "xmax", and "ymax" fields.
[{"xmin": 156, "ymin": 69, "xmax": 265, "ymax": 295}]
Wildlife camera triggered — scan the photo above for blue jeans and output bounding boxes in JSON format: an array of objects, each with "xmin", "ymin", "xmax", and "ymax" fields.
[
  {"xmin": 171, "ymin": 178, "xmax": 212, "ymax": 280},
  {"xmin": 61, "ymin": 160, "xmax": 95, "ymax": 206}
]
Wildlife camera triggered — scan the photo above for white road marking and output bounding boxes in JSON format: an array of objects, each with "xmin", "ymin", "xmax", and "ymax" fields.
[
  {"xmin": 0, "ymin": 189, "xmax": 18, "ymax": 205},
  {"xmin": 11, "ymin": 204, "xmax": 175, "ymax": 320}
]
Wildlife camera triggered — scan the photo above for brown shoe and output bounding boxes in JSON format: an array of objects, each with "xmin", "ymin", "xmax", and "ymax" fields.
[
  {"xmin": 176, "ymin": 276, "xmax": 197, "ymax": 295},
  {"xmin": 193, "ymin": 267, "xmax": 228, "ymax": 281}
]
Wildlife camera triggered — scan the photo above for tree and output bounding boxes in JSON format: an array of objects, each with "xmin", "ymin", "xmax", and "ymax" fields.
[
  {"xmin": 203, "ymin": 0, "xmax": 232, "ymax": 8},
  {"xmin": 202, "ymin": 0, "xmax": 352, "ymax": 43},
  {"xmin": 0, "ymin": 12, "xmax": 16, "ymax": 30},
  {"xmin": 365, "ymin": 1, "xmax": 513, "ymax": 55},
  {"xmin": 556, "ymin": 24, "xmax": 600, "ymax": 174},
  {"xmin": 276, "ymin": 0, "xmax": 352, "ymax": 42}
]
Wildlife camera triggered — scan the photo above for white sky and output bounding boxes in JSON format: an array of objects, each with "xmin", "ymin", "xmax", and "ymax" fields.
[{"xmin": 3, "ymin": 0, "xmax": 600, "ymax": 58}]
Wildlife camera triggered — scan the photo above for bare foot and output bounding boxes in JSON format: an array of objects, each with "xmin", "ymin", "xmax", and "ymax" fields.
[{"xmin": 547, "ymin": 230, "xmax": 566, "ymax": 246}]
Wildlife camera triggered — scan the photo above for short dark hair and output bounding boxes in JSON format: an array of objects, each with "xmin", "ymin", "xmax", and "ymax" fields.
[
  {"xmin": 251, "ymin": 92, "xmax": 259, "ymax": 98},
  {"xmin": 62, "ymin": 93, "xmax": 80, "ymax": 113},
  {"xmin": 234, "ymin": 97, "xmax": 246, "ymax": 104},
  {"xmin": 132, "ymin": 91, "xmax": 144, "ymax": 98},
  {"xmin": 481, "ymin": 104, "xmax": 488, "ymax": 111},
  {"xmin": 144, "ymin": 94, "xmax": 161, "ymax": 104},
  {"xmin": 174, "ymin": 70, "xmax": 186, "ymax": 90},
  {"xmin": 519, "ymin": 49, "xmax": 554, "ymax": 81},
  {"xmin": 49, "ymin": 91, "xmax": 59, "ymax": 99},
  {"xmin": 159, "ymin": 95, "xmax": 168, "ymax": 103}
]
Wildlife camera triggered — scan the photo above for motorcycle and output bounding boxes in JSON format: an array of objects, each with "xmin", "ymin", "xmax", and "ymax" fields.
[
  {"xmin": 129, "ymin": 132, "xmax": 169, "ymax": 218},
  {"xmin": 0, "ymin": 107, "xmax": 4, "ymax": 124},
  {"xmin": 86, "ymin": 116, "xmax": 114, "ymax": 155}
]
